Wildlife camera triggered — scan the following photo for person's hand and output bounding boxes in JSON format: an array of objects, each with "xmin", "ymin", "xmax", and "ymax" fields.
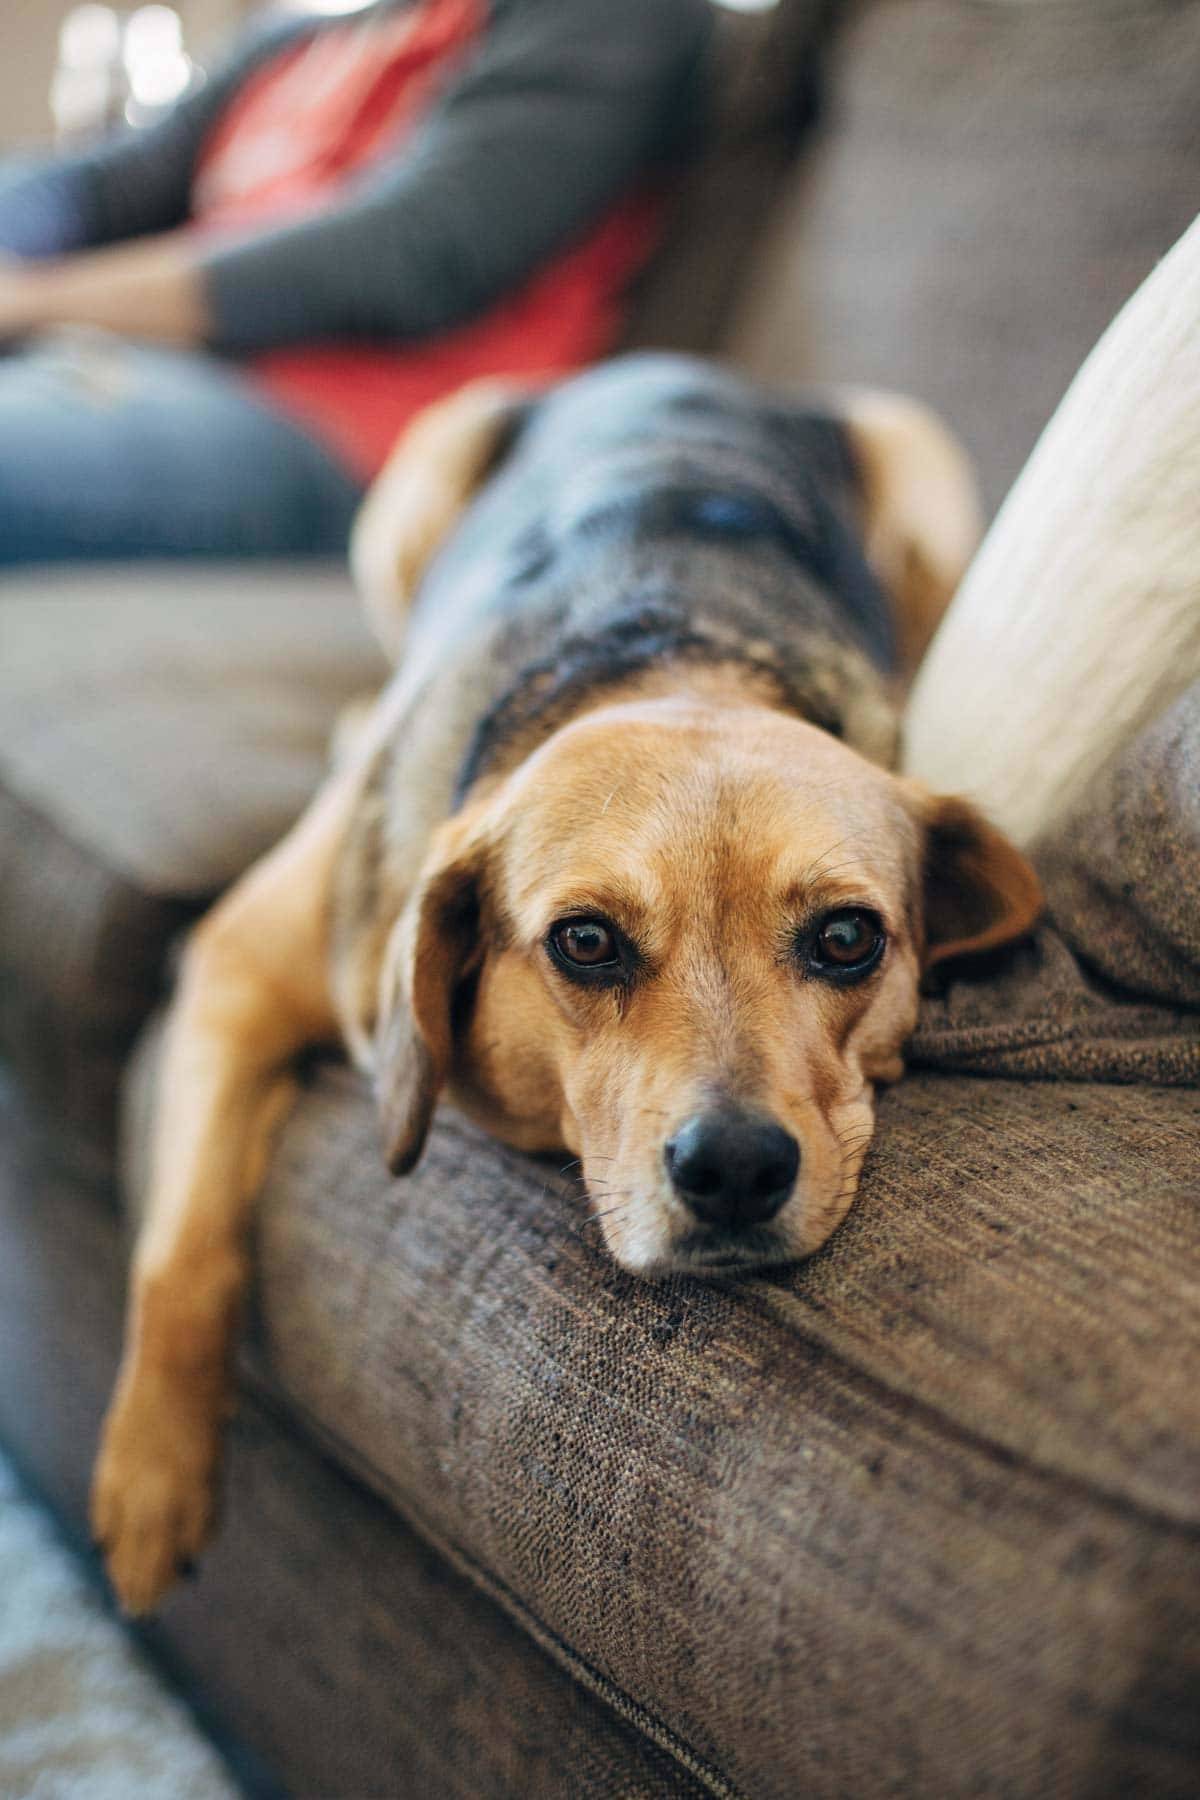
[
  {"xmin": 0, "ymin": 236, "xmax": 208, "ymax": 347},
  {"xmin": 0, "ymin": 255, "xmax": 39, "ymax": 341}
]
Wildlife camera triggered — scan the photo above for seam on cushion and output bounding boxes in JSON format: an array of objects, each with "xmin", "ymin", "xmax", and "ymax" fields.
[{"xmin": 238, "ymin": 1368, "xmax": 746, "ymax": 1800}]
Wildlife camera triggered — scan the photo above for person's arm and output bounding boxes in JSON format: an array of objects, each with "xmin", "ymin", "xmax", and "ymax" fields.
[
  {"xmin": 0, "ymin": 0, "xmax": 710, "ymax": 354},
  {"xmin": 199, "ymin": 0, "xmax": 712, "ymax": 353},
  {"xmin": 0, "ymin": 10, "xmax": 309, "ymax": 259}
]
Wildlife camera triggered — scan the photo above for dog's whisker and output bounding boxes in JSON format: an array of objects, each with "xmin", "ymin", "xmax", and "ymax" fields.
[
  {"xmin": 580, "ymin": 1203, "xmax": 632, "ymax": 1230},
  {"xmin": 583, "ymin": 1188, "xmax": 631, "ymax": 1210},
  {"xmin": 834, "ymin": 1121, "xmax": 875, "ymax": 1143},
  {"xmin": 554, "ymin": 1176, "xmax": 626, "ymax": 1208},
  {"xmin": 557, "ymin": 1172, "xmax": 609, "ymax": 1195},
  {"xmin": 557, "ymin": 1154, "xmax": 617, "ymax": 1176}
]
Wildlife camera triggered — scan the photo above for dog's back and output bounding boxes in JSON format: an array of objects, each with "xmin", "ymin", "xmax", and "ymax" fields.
[{"xmin": 385, "ymin": 356, "xmax": 903, "ymax": 806}]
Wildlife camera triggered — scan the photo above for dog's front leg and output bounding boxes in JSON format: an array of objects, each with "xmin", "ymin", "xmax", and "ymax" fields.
[{"xmin": 92, "ymin": 774, "xmax": 354, "ymax": 1614}]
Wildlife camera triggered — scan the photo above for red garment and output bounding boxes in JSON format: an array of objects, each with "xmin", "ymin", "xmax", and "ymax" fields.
[{"xmin": 191, "ymin": 0, "xmax": 660, "ymax": 478}]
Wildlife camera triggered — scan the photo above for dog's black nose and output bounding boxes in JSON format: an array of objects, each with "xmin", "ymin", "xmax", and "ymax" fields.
[{"xmin": 664, "ymin": 1109, "xmax": 799, "ymax": 1226}]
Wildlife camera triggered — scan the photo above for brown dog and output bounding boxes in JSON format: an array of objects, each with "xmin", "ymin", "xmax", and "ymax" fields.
[{"xmin": 92, "ymin": 355, "xmax": 1039, "ymax": 1613}]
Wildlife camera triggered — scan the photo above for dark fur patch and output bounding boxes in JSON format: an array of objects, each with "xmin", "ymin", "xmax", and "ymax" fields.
[{"xmin": 454, "ymin": 603, "xmax": 846, "ymax": 804}]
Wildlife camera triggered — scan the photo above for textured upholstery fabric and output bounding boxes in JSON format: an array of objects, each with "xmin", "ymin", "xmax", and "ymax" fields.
[
  {"xmin": 1035, "ymin": 683, "xmax": 1200, "ymax": 1010},
  {"xmin": 730, "ymin": 0, "xmax": 1200, "ymax": 513},
  {"xmin": 174, "ymin": 1068, "xmax": 1198, "ymax": 1799},
  {"xmin": 0, "ymin": 1080, "xmax": 709, "ymax": 1800}
]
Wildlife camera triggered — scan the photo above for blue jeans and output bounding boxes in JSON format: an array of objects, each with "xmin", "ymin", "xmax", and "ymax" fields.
[{"xmin": 0, "ymin": 334, "xmax": 364, "ymax": 564}]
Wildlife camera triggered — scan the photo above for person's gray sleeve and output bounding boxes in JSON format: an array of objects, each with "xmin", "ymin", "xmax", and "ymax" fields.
[
  {"xmin": 0, "ymin": 11, "xmax": 311, "ymax": 257},
  {"xmin": 200, "ymin": 0, "xmax": 712, "ymax": 353}
]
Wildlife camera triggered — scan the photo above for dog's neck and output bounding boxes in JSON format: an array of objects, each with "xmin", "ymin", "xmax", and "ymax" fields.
[{"xmin": 454, "ymin": 602, "xmax": 900, "ymax": 806}]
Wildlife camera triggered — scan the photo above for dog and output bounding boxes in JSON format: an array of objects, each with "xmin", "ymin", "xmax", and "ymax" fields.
[{"xmin": 91, "ymin": 354, "xmax": 1041, "ymax": 1613}]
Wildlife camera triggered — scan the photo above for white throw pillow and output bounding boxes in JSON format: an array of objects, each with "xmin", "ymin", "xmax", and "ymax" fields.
[{"xmin": 903, "ymin": 211, "xmax": 1200, "ymax": 848}]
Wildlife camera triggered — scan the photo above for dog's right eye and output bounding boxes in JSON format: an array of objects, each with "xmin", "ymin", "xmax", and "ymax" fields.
[
  {"xmin": 550, "ymin": 918, "xmax": 619, "ymax": 969},
  {"xmin": 804, "ymin": 907, "xmax": 886, "ymax": 981}
]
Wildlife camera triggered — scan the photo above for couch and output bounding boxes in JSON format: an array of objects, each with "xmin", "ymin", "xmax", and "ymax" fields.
[{"xmin": 2, "ymin": 3, "xmax": 1199, "ymax": 1794}]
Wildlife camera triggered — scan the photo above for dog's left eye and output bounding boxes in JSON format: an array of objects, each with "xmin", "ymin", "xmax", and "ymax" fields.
[
  {"xmin": 807, "ymin": 908, "xmax": 886, "ymax": 978},
  {"xmin": 550, "ymin": 918, "xmax": 619, "ymax": 969}
]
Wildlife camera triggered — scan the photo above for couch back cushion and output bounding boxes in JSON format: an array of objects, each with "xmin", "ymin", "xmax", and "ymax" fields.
[
  {"xmin": 728, "ymin": 0, "xmax": 1200, "ymax": 511},
  {"xmin": 0, "ymin": 564, "xmax": 384, "ymax": 1169}
]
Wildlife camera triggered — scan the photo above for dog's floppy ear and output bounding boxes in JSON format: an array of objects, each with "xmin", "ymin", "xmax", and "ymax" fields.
[
  {"xmin": 912, "ymin": 789, "xmax": 1043, "ymax": 970},
  {"xmin": 374, "ymin": 817, "xmax": 485, "ymax": 1175}
]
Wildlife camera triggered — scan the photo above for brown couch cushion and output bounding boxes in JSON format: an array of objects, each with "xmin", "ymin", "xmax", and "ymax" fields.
[
  {"xmin": 1035, "ymin": 682, "xmax": 1200, "ymax": 1010},
  {"xmin": 729, "ymin": 0, "xmax": 1200, "ymax": 512},
  {"xmin": 212, "ymin": 1067, "xmax": 1198, "ymax": 1800}
]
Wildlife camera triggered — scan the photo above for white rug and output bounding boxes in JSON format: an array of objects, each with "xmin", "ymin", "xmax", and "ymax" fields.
[{"xmin": 0, "ymin": 1450, "xmax": 238, "ymax": 1800}]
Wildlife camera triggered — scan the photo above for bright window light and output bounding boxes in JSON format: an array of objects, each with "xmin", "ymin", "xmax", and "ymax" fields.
[
  {"xmin": 124, "ymin": 6, "xmax": 193, "ymax": 115},
  {"xmin": 280, "ymin": 0, "xmax": 371, "ymax": 14},
  {"xmin": 58, "ymin": 4, "xmax": 122, "ymax": 67}
]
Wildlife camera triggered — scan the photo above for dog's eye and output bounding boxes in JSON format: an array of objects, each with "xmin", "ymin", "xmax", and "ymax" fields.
[
  {"xmin": 808, "ymin": 908, "xmax": 885, "ymax": 977},
  {"xmin": 551, "ymin": 918, "xmax": 619, "ymax": 968}
]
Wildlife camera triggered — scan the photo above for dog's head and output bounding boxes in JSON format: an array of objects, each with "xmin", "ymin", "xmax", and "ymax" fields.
[{"xmin": 374, "ymin": 697, "xmax": 1039, "ymax": 1276}]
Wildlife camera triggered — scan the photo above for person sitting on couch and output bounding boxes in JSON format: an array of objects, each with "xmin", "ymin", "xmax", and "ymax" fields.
[{"xmin": 0, "ymin": 0, "xmax": 709, "ymax": 564}]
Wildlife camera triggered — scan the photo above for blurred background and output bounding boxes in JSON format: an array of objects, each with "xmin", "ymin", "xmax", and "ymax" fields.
[
  {"xmin": 6, "ymin": 0, "xmax": 1198, "ymax": 518},
  {"xmin": 1, "ymin": 0, "xmax": 780, "ymax": 149},
  {"xmin": 5, "ymin": 0, "xmax": 223, "ymax": 147},
  {"xmin": 1, "ymin": 1, "xmax": 361, "ymax": 149}
]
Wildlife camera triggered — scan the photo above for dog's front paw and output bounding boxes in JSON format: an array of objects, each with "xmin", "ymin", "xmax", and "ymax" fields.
[{"xmin": 91, "ymin": 1374, "xmax": 222, "ymax": 1615}]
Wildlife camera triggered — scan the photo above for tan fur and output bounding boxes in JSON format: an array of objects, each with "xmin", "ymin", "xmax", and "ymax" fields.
[
  {"xmin": 835, "ymin": 387, "xmax": 983, "ymax": 679},
  {"xmin": 93, "ymin": 383, "xmax": 1031, "ymax": 1617},
  {"xmin": 350, "ymin": 376, "xmax": 532, "ymax": 660}
]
